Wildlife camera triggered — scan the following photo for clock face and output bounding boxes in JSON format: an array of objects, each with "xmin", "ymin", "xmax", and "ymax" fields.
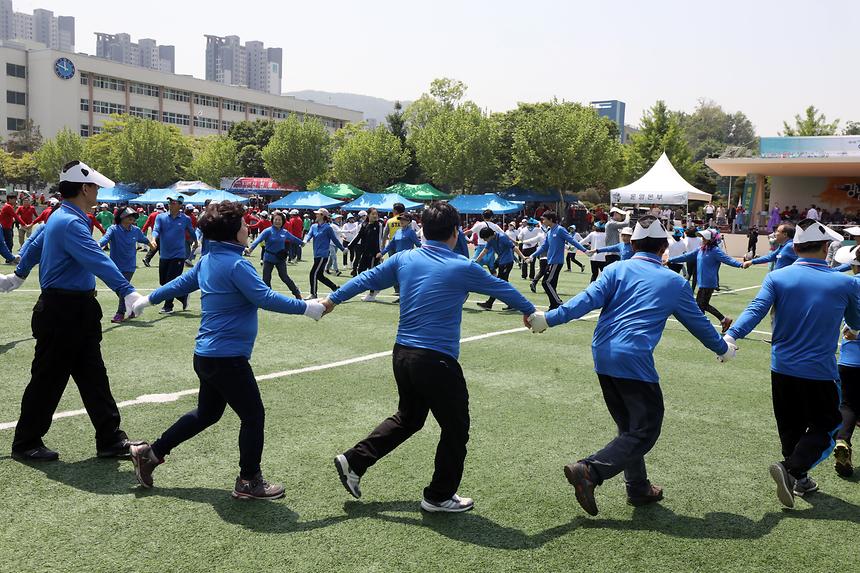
[{"xmin": 54, "ymin": 57, "xmax": 75, "ymax": 80}]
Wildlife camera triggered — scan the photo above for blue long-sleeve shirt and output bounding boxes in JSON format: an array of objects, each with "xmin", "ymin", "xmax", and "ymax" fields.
[
  {"xmin": 480, "ymin": 231, "xmax": 517, "ymax": 266},
  {"xmin": 148, "ymin": 241, "xmax": 308, "ymax": 359},
  {"xmin": 533, "ymin": 224, "xmax": 586, "ymax": 265},
  {"xmin": 304, "ymin": 222, "xmax": 344, "ymax": 258},
  {"xmin": 727, "ymin": 258, "xmax": 860, "ymax": 380},
  {"xmin": 597, "ymin": 242, "xmax": 634, "ymax": 260},
  {"xmin": 453, "ymin": 229, "xmax": 470, "ymax": 257},
  {"xmin": 546, "ymin": 251, "xmax": 728, "ymax": 383},
  {"xmin": 152, "ymin": 212, "xmax": 195, "ymax": 260},
  {"xmin": 249, "ymin": 226, "xmax": 303, "ymax": 263},
  {"xmin": 34, "ymin": 203, "xmax": 134, "ymax": 297},
  {"xmin": 668, "ymin": 246, "xmax": 742, "ymax": 289},
  {"xmin": 381, "ymin": 227, "xmax": 421, "ymax": 256},
  {"xmin": 839, "ymin": 276, "xmax": 860, "ymax": 367},
  {"xmin": 17, "ymin": 223, "xmax": 45, "ymax": 261},
  {"xmin": 0, "ymin": 231, "xmax": 14, "ymax": 262},
  {"xmin": 750, "ymin": 240, "xmax": 797, "ymax": 269},
  {"xmin": 98, "ymin": 224, "xmax": 150, "ymax": 273},
  {"xmin": 329, "ymin": 240, "xmax": 537, "ymax": 359}
]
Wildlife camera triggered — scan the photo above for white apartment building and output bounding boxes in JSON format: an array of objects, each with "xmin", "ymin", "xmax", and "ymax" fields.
[
  {"xmin": 1, "ymin": 41, "xmax": 362, "ymax": 142},
  {"xmin": 0, "ymin": 1, "xmax": 74, "ymax": 52}
]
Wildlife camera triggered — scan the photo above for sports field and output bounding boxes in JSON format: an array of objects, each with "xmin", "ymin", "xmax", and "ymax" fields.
[{"xmin": 0, "ymin": 255, "xmax": 858, "ymax": 573}]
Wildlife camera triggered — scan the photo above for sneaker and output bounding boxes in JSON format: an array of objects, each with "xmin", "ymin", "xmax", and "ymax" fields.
[
  {"xmin": 111, "ymin": 313, "xmax": 124, "ymax": 324},
  {"xmin": 231, "ymin": 472, "xmax": 285, "ymax": 501},
  {"xmin": 564, "ymin": 268, "xmax": 571, "ymax": 272},
  {"xmin": 476, "ymin": 301, "xmax": 493, "ymax": 311},
  {"xmin": 564, "ymin": 462, "xmax": 599, "ymax": 516},
  {"xmin": 362, "ymin": 292, "xmax": 377, "ymax": 302},
  {"xmin": 294, "ymin": 292, "xmax": 303, "ymax": 300},
  {"xmin": 793, "ymin": 476, "xmax": 819, "ymax": 496},
  {"xmin": 501, "ymin": 306, "xmax": 514, "ymax": 311},
  {"xmin": 420, "ymin": 493, "xmax": 474, "ymax": 513},
  {"xmin": 627, "ymin": 484, "xmax": 664, "ymax": 506},
  {"xmin": 529, "ymin": 281, "xmax": 537, "ymax": 293},
  {"xmin": 130, "ymin": 442, "xmax": 162, "ymax": 488},
  {"xmin": 159, "ymin": 308, "xmax": 174, "ymax": 315},
  {"xmin": 768, "ymin": 462, "xmax": 796, "ymax": 508},
  {"xmin": 334, "ymin": 454, "xmax": 362, "ymax": 499},
  {"xmin": 720, "ymin": 317, "xmax": 733, "ymax": 333},
  {"xmin": 11, "ymin": 446, "xmax": 59, "ymax": 462},
  {"xmin": 834, "ymin": 439, "xmax": 854, "ymax": 477},
  {"xmin": 97, "ymin": 438, "xmax": 142, "ymax": 458},
  {"xmin": 142, "ymin": 259, "xmax": 151, "ymax": 268}
]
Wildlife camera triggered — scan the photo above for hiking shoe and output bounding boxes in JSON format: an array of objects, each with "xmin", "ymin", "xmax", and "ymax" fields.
[
  {"xmin": 476, "ymin": 301, "xmax": 493, "ymax": 311},
  {"xmin": 420, "ymin": 494, "xmax": 474, "ymax": 513},
  {"xmin": 11, "ymin": 446, "xmax": 59, "ymax": 462},
  {"xmin": 834, "ymin": 439, "xmax": 854, "ymax": 478},
  {"xmin": 768, "ymin": 462, "xmax": 796, "ymax": 508},
  {"xmin": 529, "ymin": 281, "xmax": 537, "ymax": 293},
  {"xmin": 130, "ymin": 442, "xmax": 162, "ymax": 488},
  {"xmin": 97, "ymin": 438, "xmax": 142, "ymax": 458},
  {"xmin": 231, "ymin": 473, "xmax": 285, "ymax": 501},
  {"xmin": 362, "ymin": 292, "xmax": 378, "ymax": 302},
  {"xmin": 111, "ymin": 313, "xmax": 124, "ymax": 324},
  {"xmin": 159, "ymin": 307, "xmax": 174, "ymax": 315},
  {"xmin": 720, "ymin": 317, "xmax": 733, "ymax": 333},
  {"xmin": 564, "ymin": 462, "xmax": 599, "ymax": 516},
  {"xmin": 793, "ymin": 476, "xmax": 819, "ymax": 496},
  {"xmin": 334, "ymin": 454, "xmax": 362, "ymax": 499},
  {"xmin": 627, "ymin": 484, "xmax": 664, "ymax": 507}
]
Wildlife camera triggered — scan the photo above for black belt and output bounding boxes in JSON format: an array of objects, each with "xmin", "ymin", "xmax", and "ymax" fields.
[{"xmin": 41, "ymin": 288, "xmax": 97, "ymax": 298}]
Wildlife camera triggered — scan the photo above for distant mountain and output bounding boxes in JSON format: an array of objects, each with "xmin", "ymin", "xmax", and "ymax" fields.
[{"xmin": 285, "ymin": 90, "xmax": 412, "ymax": 125}]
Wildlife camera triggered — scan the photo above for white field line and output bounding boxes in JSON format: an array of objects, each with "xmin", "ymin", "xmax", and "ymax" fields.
[{"xmin": 713, "ymin": 284, "xmax": 761, "ymax": 296}]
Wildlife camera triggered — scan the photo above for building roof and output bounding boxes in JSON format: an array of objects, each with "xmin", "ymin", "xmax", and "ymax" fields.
[{"xmin": 705, "ymin": 157, "xmax": 860, "ymax": 177}]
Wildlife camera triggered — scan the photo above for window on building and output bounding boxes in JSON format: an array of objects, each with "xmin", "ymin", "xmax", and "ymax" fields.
[
  {"xmin": 6, "ymin": 90, "xmax": 25, "ymax": 105},
  {"xmin": 223, "ymin": 99, "xmax": 245, "ymax": 112},
  {"xmin": 162, "ymin": 111, "xmax": 190, "ymax": 126},
  {"xmin": 7, "ymin": 117, "xmax": 25, "ymax": 131},
  {"xmin": 92, "ymin": 100, "xmax": 126, "ymax": 115},
  {"xmin": 80, "ymin": 74, "xmax": 89, "ymax": 86},
  {"xmin": 193, "ymin": 116, "xmax": 219, "ymax": 130},
  {"xmin": 273, "ymin": 109, "xmax": 289, "ymax": 119},
  {"xmin": 163, "ymin": 88, "xmax": 190, "ymax": 103},
  {"xmin": 92, "ymin": 126, "xmax": 102, "ymax": 135},
  {"xmin": 221, "ymin": 120, "xmax": 235, "ymax": 132},
  {"xmin": 80, "ymin": 124, "xmax": 90, "ymax": 137},
  {"xmin": 129, "ymin": 106, "xmax": 159, "ymax": 121},
  {"xmin": 93, "ymin": 75, "xmax": 126, "ymax": 91},
  {"xmin": 80, "ymin": 98, "xmax": 89, "ymax": 111},
  {"xmin": 193, "ymin": 94, "xmax": 218, "ymax": 108},
  {"xmin": 129, "ymin": 82, "xmax": 159, "ymax": 97},
  {"xmin": 6, "ymin": 63, "xmax": 25, "ymax": 78}
]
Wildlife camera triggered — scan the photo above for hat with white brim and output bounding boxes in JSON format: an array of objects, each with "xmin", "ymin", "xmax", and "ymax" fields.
[
  {"xmin": 59, "ymin": 160, "xmax": 114, "ymax": 188},
  {"xmin": 610, "ymin": 206, "xmax": 626, "ymax": 216},
  {"xmin": 620, "ymin": 227, "xmax": 633, "ymax": 236},
  {"xmin": 630, "ymin": 216, "xmax": 668, "ymax": 240},
  {"xmin": 794, "ymin": 219, "xmax": 843, "ymax": 244},
  {"xmin": 843, "ymin": 226, "xmax": 860, "ymax": 236},
  {"xmin": 835, "ymin": 244, "xmax": 860, "ymax": 266}
]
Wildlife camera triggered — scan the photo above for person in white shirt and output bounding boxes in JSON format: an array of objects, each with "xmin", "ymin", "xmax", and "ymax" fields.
[
  {"xmin": 341, "ymin": 213, "xmax": 360, "ymax": 268},
  {"xmin": 326, "ymin": 215, "xmax": 343, "ymax": 276},
  {"xmin": 466, "ymin": 209, "xmax": 504, "ymax": 270},
  {"xmin": 580, "ymin": 222, "xmax": 607, "ymax": 282},
  {"xmin": 565, "ymin": 225, "xmax": 585, "ymax": 272},
  {"xmin": 807, "ymin": 205, "xmax": 820, "ymax": 221},
  {"xmin": 704, "ymin": 202, "xmax": 715, "ymax": 224},
  {"xmin": 683, "ymin": 228, "xmax": 702, "ymax": 290},
  {"xmin": 665, "ymin": 228, "xmax": 688, "ymax": 274},
  {"xmin": 518, "ymin": 218, "xmax": 543, "ymax": 280},
  {"xmin": 528, "ymin": 224, "xmax": 549, "ymax": 293},
  {"xmin": 661, "ymin": 208, "xmax": 673, "ymax": 226}
]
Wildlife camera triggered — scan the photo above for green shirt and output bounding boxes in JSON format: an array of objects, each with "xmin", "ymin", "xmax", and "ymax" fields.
[
  {"xmin": 96, "ymin": 210, "xmax": 114, "ymax": 228},
  {"xmin": 303, "ymin": 218, "xmax": 311, "ymax": 233},
  {"xmin": 136, "ymin": 214, "xmax": 147, "ymax": 229}
]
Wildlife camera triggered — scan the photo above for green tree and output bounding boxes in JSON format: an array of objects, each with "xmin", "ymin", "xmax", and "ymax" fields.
[
  {"xmin": 228, "ymin": 120, "xmax": 275, "ymax": 177},
  {"xmin": 34, "ymin": 128, "xmax": 86, "ymax": 183},
  {"xmin": 109, "ymin": 117, "xmax": 191, "ymax": 187},
  {"xmin": 186, "ymin": 136, "xmax": 241, "ymax": 188},
  {"xmin": 386, "ymin": 101, "xmax": 407, "ymax": 142},
  {"xmin": 5, "ymin": 119, "xmax": 43, "ymax": 155},
  {"xmin": 626, "ymin": 101, "xmax": 697, "ymax": 183},
  {"xmin": 6, "ymin": 152, "xmax": 41, "ymax": 190},
  {"xmin": 843, "ymin": 121, "xmax": 860, "ymax": 135},
  {"xmin": 781, "ymin": 105, "xmax": 839, "ymax": 136},
  {"xmin": 331, "ymin": 126, "xmax": 410, "ymax": 191},
  {"xmin": 262, "ymin": 115, "xmax": 331, "ymax": 188},
  {"xmin": 510, "ymin": 101, "xmax": 623, "ymax": 197},
  {"xmin": 404, "ymin": 77, "xmax": 468, "ymax": 130}
]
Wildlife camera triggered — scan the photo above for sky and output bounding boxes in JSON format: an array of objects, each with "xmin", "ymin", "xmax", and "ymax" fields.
[{"xmin": 12, "ymin": 0, "xmax": 858, "ymax": 136}]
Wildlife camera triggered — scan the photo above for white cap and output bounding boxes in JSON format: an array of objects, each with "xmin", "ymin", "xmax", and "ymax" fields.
[
  {"xmin": 259, "ymin": 211, "xmax": 268, "ymax": 217},
  {"xmin": 620, "ymin": 226, "xmax": 633, "ymax": 236},
  {"xmin": 333, "ymin": 213, "xmax": 343, "ymax": 219},
  {"xmin": 314, "ymin": 208, "xmax": 330, "ymax": 216},
  {"xmin": 347, "ymin": 213, "xmax": 355, "ymax": 219},
  {"xmin": 844, "ymin": 226, "xmax": 860, "ymax": 236},
  {"xmin": 207, "ymin": 199, "xmax": 221, "ymax": 206},
  {"xmin": 193, "ymin": 208, "xmax": 200, "ymax": 214},
  {"xmin": 610, "ymin": 206, "xmax": 626, "ymax": 216},
  {"xmin": 835, "ymin": 244, "xmax": 860, "ymax": 266},
  {"xmin": 100, "ymin": 203, "xmax": 108, "ymax": 208},
  {"xmin": 59, "ymin": 160, "xmax": 114, "ymax": 188},
  {"xmin": 630, "ymin": 216, "xmax": 668, "ymax": 240},
  {"xmin": 49, "ymin": 197, "xmax": 59, "ymax": 206},
  {"xmin": 358, "ymin": 210, "xmax": 368, "ymax": 217},
  {"xmin": 289, "ymin": 209, "xmax": 299, "ymax": 215},
  {"xmin": 156, "ymin": 202, "xmax": 165, "ymax": 210},
  {"xmin": 697, "ymin": 229, "xmax": 716, "ymax": 242},
  {"xmin": 794, "ymin": 219, "xmax": 843, "ymax": 244}
]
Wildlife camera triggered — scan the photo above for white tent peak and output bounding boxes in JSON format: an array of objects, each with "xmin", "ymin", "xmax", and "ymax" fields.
[{"xmin": 610, "ymin": 152, "xmax": 711, "ymax": 205}]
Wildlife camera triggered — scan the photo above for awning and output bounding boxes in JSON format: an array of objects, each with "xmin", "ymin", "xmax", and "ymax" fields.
[
  {"xmin": 129, "ymin": 188, "xmax": 190, "ymax": 205},
  {"xmin": 96, "ymin": 185, "xmax": 138, "ymax": 204},
  {"xmin": 498, "ymin": 187, "xmax": 577, "ymax": 203},
  {"xmin": 611, "ymin": 153, "xmax": 711, "ymax": 205},
  {"xmin": 313, "ymin": 183, "xmax": 365, "ymax": 201},
  {"xmin": 182, "ymin": 189, "xmax": 249, "ymax": 206},
  {"xmin": 448, "ymin": 193, "xmax": 524, "ymax": 215},
  {"xmin": 170, "ymin": 180, "xmax": 216, "ymax": 191},
  {"xmin": 268, "ymin": 192, "xmax": 345, "ymax": 210},
  {"xmin": 386, "ymin": 183, "xmax": 453, "ymax": 201},
  {"xmin": 705, "ymin": 157, "xmax": 860, "ymax": 178},
  {"xmin": 227, "ymin": 177, "xmax": 298, "ymax": 196},
  {"xmin": 341, "ymin": 193, "xmax": 423, "ymax": 212}
]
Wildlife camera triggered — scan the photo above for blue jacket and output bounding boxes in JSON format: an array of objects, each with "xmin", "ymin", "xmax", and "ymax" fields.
[
  {"xmin": 728, "ymin": 258, "xmax": 860, "ymax": 380},
  {"xmin": 481, "ymin": 231, "xmax": 516, "ymax": 266},
  {"xmin": 597, "ymin": 242, "xmax": 634, "ymax": 260},
  {"xmin": 546, "ymin": 252, "xmax": 727, "ymax": 383},
  {"xmin": 148, "ymin": 242, "xmax": 307, "ymax": 359},
  {"xmin": 32, "ymin": 203, "xmax": 134, "ymax": 296},
  {"xmin": 533, "ymin": 225, "xmax": 586, "ymax": 265},
  {"xmin": 304, "ymin": 222, "xmax": 344, "ymax": 259},
  {"xmin": 453, "ymin": 229, "xmax": 470, "ymax": 257},
  {"xmin": 153, "ymin": 212, "xmax": 195, "ymax": 260},
  {"xmin": 0, "ymin": 231, "xmax": 14, "ymax": 262},
  {"xmin": 99, "ymin": 224, "xmax": 150, "ymax": 273},
  {"xmin": 329, "ymin": 240, "xmax": 536, "ymax": 359},
  {"xmin": 249, "ymin": 226, "xmax": 303, "ymax": 263},
  {"xmin": 751, "ymin": 240, "xmax": 797, "ymax": 269},
  {"xmin": 381, "ymin": 227, "xmax": 421, "ymax": 256},
  {"xmin": 668, "ymin": 246, "xmax": 742, "ymax": 289}
]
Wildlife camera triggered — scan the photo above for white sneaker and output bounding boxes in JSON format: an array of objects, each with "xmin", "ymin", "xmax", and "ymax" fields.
[
  {"xmin": 362, "ymin": 292, "xmax": 377, "ymax": 302},
  {"xmin": 420, "ymin": 493, "xmax": 474, "ymax": 513},
  {"xmin": 334, "ymin": 454, "xmax": 362, "ymax": 498}
]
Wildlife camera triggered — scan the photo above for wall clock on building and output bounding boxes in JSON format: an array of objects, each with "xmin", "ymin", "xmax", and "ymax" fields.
[{"xmin": 54, "ymin": 57, "xmax": 75, "ymax": 80}]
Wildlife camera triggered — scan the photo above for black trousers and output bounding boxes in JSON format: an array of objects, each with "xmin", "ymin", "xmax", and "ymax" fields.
[
  {"xmin": 343, "ymin": 243, "xmax": 356, "ymax": 266},
  {"xmin": 838, "ymin": 365, "xmax": 860, "ymax": 444},
  {"xmin": 583, "ymin": 374, "xmax": 664, "ymax": 496},
  {"xmin": 262, "ymin": 260, "xmax": 300, "ymax": 297},
  {"xmin": 158, "ymin": 258, "xmax": 187, "ymax": 310},
  {"xmin": 566, "ymin": 252, "xmax": 584, "ymax": 271},
  {"xmin": 771, "ymin": 371, "xmax": 842, "ymax": 479},
  {"xmin": 542, "ymin": 263, "xmax": 563, "ymax": 309},
  {"xmin": 533, "ymin": 258, "xmax": 548, "ymax": 283},
  {"xmin": 521, "ymin": 246, "xmax": 537, "ymax": 279},
  {"xmin": 590, "ymin": 260, "xmax": 608, "ymax": 283},
  {"xmin": 668, "ymin": 263, "xmax": 684, "ymax": 274},
  {"xmin": 13, "ymin": 292, "xmax": 127, "ymax": 452},
  {"xmin": 696, "ymin": 287, "xmax": 724, "ymax": 321},
  {"xmin": 309, "ymin": 256, "xmax": 338, "ymax": 298},
  {"xmin": 748, "ymin": 240, "xmax": 757, "ymax": 258},
  {"xmin": 143, "ymin": 237, "xmax": 160, "ymax": 264},
  {"xmin": 344, "ymin": 344, "xmax": 470, "ymax": 502},
  {"xmin": 686, "ymin": 260, "xmax": 698, "ymax": 291},
  {"xmin": 605, "ymin": 254, "xmax": 620, "ymax": 266},
  {"xmin": 152, "ymin": 355, "xmax": 265, "ymax": 480},
  {"xmin": 484, "ymin": 262, "xmax": 513, "ymax": 307},
  {"xmin": 2, "ymin": 227, "xmax": 13, "ymax": 251}
]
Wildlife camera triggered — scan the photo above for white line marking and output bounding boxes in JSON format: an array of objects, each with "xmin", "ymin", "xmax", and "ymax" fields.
[{"xmin": 713, "ymin": 284, "xmax": 761, "ymax": 296}]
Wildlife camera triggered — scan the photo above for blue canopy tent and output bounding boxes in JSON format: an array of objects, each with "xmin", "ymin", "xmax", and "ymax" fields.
[
  {"xmin": 96, "ymin": 185, "xmax": 138, "ymax": 204},
  {"xmin": 498, "ymin": 187, "xmax": 578, "ymax": 203},
  {"xmin": 448, "ymin": 193, "xmax": 524, "ymax": 215},
  {"xmin": 340, "ymin": 193, "xmax": 422, "ymax": 213},
  {"xmin": 268, "ymin": 192, "xmax": 344, "ymax": 210},
  {"xmin": 129, "ymin": 188, "xmax": 189, "ymax": 205},
  {"xmin": 182, "ymin": 189, "xmax": 249, "ymax": 206}
]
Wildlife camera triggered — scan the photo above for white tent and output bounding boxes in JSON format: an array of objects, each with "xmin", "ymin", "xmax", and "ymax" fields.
[
  {"xmin": 610, "ymin": 152, "xmax": 711, "ymax": 205},
  {"xmin": 169, "ymin": 180, "xmax": 216, "ymax": 191}
]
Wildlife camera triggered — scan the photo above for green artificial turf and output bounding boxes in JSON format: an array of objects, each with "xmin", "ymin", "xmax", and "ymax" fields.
[{"xmin": 0, "ymin": 253, "xmax": 858, "ymax": 573}]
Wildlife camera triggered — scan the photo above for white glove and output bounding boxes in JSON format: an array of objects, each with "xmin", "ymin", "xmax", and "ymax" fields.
[
  {"xmin": 0, "ymin": 273, "xmax": 24, "ymax": 293},
  {"xmin": 125, "ymin": 292, "xmax": 150, "ymax": 319},
  {"xmin": 304, "ymin": 299, "xmax": 326, "ymax": 321},
  {"xmin": 527, "ymin": 311, "xmax": 548, "ymax": 334},
  {"xmin": 718, "ymin": 334, "xmax": 738, "ymax": 363}
]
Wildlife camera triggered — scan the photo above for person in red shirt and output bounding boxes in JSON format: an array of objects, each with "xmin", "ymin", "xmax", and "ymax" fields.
[
  {"xmin": 1, "ymin": 194, "xmax": 31, "ymax": 252},
  {"xmin": 142, "ymin": 204, "xmax": 165, "ymax": 267},
  {"xmin": 288, "ymin": 209, "xmax": 304, "ymax": 262},
  {"xmin": 32, "ymin": 198, "xmax": 58, "ymax": 225},
  {"xmin": 87, "ymin": 207, "xmax": 106, "ymax": 235},
  {"xmin": 15, "ymin": 194, "xmax": 37, "ymax": 247}
]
